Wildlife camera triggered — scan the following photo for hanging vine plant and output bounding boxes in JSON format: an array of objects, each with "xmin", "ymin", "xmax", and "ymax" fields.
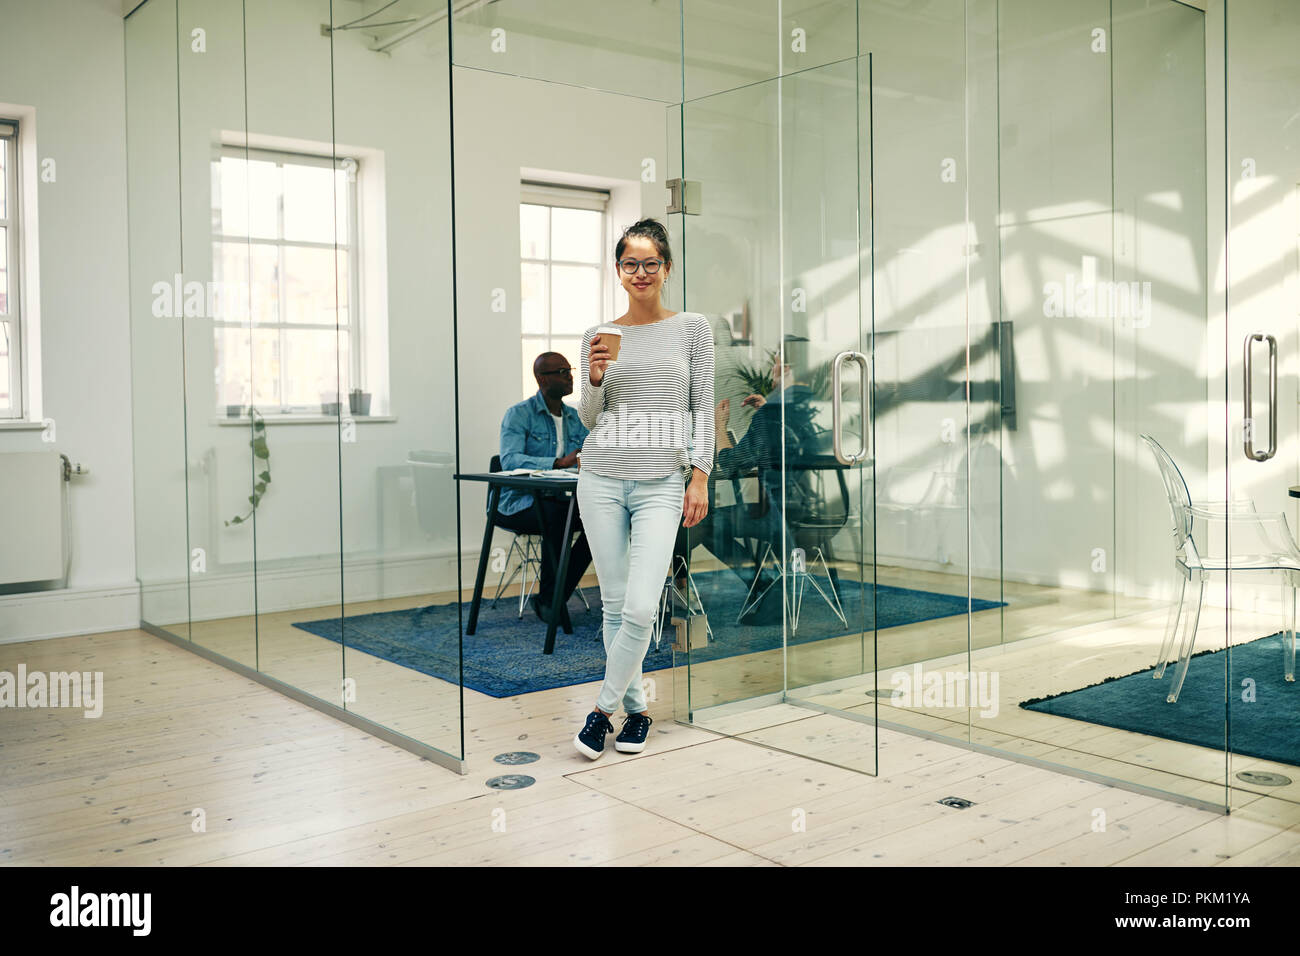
[{"xmin": 225, "ymin": 408, "xmax": 271, "ymax": 527}]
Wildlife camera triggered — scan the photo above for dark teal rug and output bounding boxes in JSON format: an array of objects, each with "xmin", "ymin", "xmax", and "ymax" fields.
[
  {"xmin": 1021, "ymin": 633, "xmax": 1300, "ymax": 767},
  {"xmin": 293, "ymin": 569, "xmax": 1003, "ymax": 698}
]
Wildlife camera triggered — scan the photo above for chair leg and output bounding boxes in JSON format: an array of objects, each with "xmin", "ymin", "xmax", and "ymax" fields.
[
  {"xmin": 517, "ymin": 536, "xmax": 541, "ymax": 619},
  {"xmin": 789, "ymin": 561, "xmax": 805, "ymax": 634},
  {"xmin": 1167, "ymin": 579, "xmax": 1205, "ymax": 703},
  {"xmin": 738, "ymin": 543, "xmax": 781, "ymax": 622},
  {"xmin": 491, "ymin": 537, "xmax": 525, "ymax": 606},
  {"xmin": 1154, "ymin": 571, "xmax": 1187, "ymax": 680},
  {"xmin": 1286, "ymin": 585, "xmax": 1296, "ymax": 683},
  {"xmin": 803, "ymin": 547, "xmax": 848, "ymax": 628}
]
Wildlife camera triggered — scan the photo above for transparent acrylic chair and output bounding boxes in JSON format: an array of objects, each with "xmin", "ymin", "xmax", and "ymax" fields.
[{"xmin": 1140, "ymin": 434, "xmax": 1299, "ymax": 702}]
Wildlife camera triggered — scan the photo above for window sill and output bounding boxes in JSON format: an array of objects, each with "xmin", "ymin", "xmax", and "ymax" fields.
[
  {"xmin": 0, "ymin": 420, "xmax": 48, "ymax": 431},
  {"xmin": 210, "ymin": 414, "xmax": 397, "ymax": 426}
]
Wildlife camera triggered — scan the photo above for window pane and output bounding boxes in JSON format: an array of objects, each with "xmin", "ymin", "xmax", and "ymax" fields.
[
  {"xmin": 283, "ymin": 328, "xmax": 346, "ymax": 408},
  {"xmin": 520, "ymin": 203, "xmax": 547, "ymax": 258},
  {"xmin": 0, "ymin": 225, "xmax": 7, "ymax": 313},
  {"xmin": 214, "ymin": 156, "xmax": 278, "ymax": 240},
  {"xmin": 215, "ymin": 325, "xmax": 253, "ymax": 408},
  {"xmin": 521, "ymin": 262, "xmax": 546, "ymax": 334},
  {"xmin": 283, "ymin": 163, "xmax": 336, "ymax": 244},
  {"xmin": 551, "ymin": 207, "xmax": 601, "ymax": 263},
  {"xmin": 0, "ymin": 137, "xmax": 7, "ymax": 219},
  {"xmin": 214, "ymin": 241, "xmax": 279, "ymax": 325},
  {"xmin": 0, "ymin": 321, "xmax": 10, "ymax": 408},
  {"xmin": 250, "ymin": 327, "xmax": 281, "ymax": 408},
  {"xmin": 283, "ymin": 245, "xmax": 346, "ymax": 325},
  {"xmin": 550, "ymin": 264, "xmax": 600, "ymax": 334}
]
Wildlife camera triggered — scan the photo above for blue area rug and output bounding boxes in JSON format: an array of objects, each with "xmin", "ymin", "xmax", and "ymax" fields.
[
  {"xmin": 293, "ymin": 569, "xmax": 1004, "ymax": 699},
  {"xmin": 1021, "ymin": 633, "xmax": 1300, "ymax": 767}
]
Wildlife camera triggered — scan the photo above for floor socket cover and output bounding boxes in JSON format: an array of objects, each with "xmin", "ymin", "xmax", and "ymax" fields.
[
  {"xmin": 1235, "ymin": 770, "xmax": 1292, "ymax": 787},
  {"xmin": 493, "ymin": 752, "xmax": 541, "ymax": 765}
]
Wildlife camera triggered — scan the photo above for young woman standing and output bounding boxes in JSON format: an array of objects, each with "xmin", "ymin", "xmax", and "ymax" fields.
[{"xmin": 573, "ymin": 218, "xmax": 714, "ymax": 759}]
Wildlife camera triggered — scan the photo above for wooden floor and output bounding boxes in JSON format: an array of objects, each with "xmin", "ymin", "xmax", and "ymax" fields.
[{"xmin": 4, "ymin": 626, "xmax": 1300, "ymax": 866}]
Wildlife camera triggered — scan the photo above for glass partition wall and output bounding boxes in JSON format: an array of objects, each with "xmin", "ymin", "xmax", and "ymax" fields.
[
  {"xmin": 126, "ymin": 0, "xmax": 1299, "ymax": 812},
  {"xmin": 126, "ymin": 0, "xmax": 464, "ymax": 771}
]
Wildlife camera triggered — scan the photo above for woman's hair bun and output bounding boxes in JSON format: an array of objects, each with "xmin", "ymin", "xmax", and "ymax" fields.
[{"xmin": 616, "ymin": 217, "xmax": 673, "ymax": 266}]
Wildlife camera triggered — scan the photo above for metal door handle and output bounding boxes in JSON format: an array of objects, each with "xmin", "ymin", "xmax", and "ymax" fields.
[
  {"xmin": 1244, "ymin": 331, "xmax": 1277, "ymax": 462},
  {"xmin": 832, "ymin": 350, "xmax": 870, "ymax": 466}
]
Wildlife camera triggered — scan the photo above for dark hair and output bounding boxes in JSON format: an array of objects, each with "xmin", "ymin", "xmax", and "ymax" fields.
[{"xmin": 615, "ymin": 218, "xmax": 673, "ymax": 270}]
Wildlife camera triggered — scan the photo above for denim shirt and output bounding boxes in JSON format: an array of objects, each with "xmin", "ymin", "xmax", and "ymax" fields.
[{"xmin": 498, "ymin": 390, "xmax": 589, "ymax": 515}]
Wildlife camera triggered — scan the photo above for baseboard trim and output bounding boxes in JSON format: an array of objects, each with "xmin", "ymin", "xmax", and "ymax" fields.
[{"xmin": 0, "ymin": 583, "xmax": 140, "ymax": 643}]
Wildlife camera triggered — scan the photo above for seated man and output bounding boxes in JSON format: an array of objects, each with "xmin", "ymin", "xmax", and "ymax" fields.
[
  {"xmin": 686, "ymin": 354, "xmax": 826, "ymax": 612},
  {"xmin": 498, "ymin": 351, "xmax": 593, "ymax": 627}
]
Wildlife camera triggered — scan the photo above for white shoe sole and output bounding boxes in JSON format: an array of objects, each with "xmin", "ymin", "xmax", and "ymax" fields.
[
  {"xmin": 574, "ymin": 733, "xmax": 604, "ymax": 760},
  {"xmin": 614, "ymin": 739, "xmax": 647, "ymax": 753}
]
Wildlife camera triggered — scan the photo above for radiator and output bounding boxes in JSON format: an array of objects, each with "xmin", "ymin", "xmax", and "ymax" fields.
[{"xmin": 0, "ymin": 450, "xmax": 65, "ymax": 585}]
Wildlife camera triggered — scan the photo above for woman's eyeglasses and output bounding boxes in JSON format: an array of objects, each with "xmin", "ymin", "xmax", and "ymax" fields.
[{"xmin": 618, "ymin": 257, "xmax": 664, "ymax": 275}]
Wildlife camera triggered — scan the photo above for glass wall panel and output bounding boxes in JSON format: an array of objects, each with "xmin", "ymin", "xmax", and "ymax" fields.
[
  {"xmin": 177, "ymin": 0, "xmax": 257, "ymax": 668},
  {"xmin": 976, "ymin": 0, "xmax": 1226, "ymax": 809},
  {"xmin": 127, "ymin": 0, "xmax": 188, "ymax": 635},
  {"xmin": 237, "ymin": 0, "xmax": 344, "ymax": 707},
  {"xmin": 857, "ymin": 0, "xmax": 972, "ymax": 750},
  {"xmin": 126, "ymin": 0, "xmax": 464, "ymax": 769},
  {"xmin": 1225, "ymin": 0, "xmax": 1300, "ymax": 809},
  {"xmin": 331, "ymin": 4, "xmax": 462, "ymax": 756}
]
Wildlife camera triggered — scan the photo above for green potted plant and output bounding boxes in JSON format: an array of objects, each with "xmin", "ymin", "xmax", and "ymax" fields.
[{"xmin": 226, "ymin": 408, "xmax": 272, "ymax": 527}]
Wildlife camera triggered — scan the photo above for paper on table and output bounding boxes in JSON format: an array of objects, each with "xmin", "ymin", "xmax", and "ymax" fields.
[{"xmin": 494, "ymin": 467, "xmax": 576, "ymax": 478}]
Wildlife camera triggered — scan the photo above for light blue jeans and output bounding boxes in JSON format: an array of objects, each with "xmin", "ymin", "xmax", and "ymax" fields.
[{"xmin": 577, "ymin": 469, "xmax": 685, "ymax": 715}]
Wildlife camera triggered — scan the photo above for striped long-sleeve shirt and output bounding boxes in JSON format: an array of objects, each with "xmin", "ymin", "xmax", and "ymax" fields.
[{"xmin": 577, "ymin": 311, "xmax": 715, "ymax": 480}]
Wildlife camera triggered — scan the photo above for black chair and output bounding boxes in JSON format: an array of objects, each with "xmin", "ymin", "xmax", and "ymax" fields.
[
  {"xmin": 484, "ymin": 455, "xmax": 545, "ymax": 619},
  {"xmin": 727, "ymin": 428, "xmax": 852, "ymax": 631}
]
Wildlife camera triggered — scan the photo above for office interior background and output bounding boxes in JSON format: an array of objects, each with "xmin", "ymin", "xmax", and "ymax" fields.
[{"xmin": 2, "ymin": 0, "xmax": 1300, "ymax": 843}]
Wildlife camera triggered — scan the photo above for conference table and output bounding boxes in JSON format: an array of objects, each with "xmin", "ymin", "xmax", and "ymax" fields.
[{"xmin": 455, "ymin": 470, "xmax": 579, "ymax": 655}]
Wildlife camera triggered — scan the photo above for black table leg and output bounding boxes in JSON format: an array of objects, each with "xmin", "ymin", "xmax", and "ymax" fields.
[
  {"xmin": 466, "ymin": 487, "xmax": 499, "ymax": 636},
  {"xmin": 543, "ymin": 494, "xmax": 578, "ymax": 655}
]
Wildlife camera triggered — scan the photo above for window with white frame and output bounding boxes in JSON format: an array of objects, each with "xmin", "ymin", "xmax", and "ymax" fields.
[
  {"xmin": 0, "ymin": 120, "xmax": 21, "ymax": 419},
  {"xmin": 211, "ymin": 146, "xmax": 364, "ymax": 414},
  {"xmin": 519, "ymin": 183, "xmax": 609, "ymax": 401}
]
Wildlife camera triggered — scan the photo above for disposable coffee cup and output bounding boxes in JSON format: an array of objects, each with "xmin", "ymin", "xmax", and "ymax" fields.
[{"xmin": 596, "ymin": 325, "xmax": 623, "ymax": 362}]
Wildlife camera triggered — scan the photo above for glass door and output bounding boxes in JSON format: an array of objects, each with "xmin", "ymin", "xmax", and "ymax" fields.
[
  {"xmin": 675, "ymin": 21, "xmax": 877, "ymax": 773},
  {"xmin": 1224, "ymin": 0, "xmax": 1300, "ymax": 809}
]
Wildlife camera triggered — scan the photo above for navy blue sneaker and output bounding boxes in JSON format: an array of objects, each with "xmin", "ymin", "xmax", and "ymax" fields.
[
  {"xmin": 574, "ymin": 710, "xmax": 615, "ymax": 760},
  {"xmin": 614, "ymin": 712, "xmax": 653, "ymax": 753}
]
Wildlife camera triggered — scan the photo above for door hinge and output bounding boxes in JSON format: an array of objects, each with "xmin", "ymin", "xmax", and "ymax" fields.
[{"xmin": 666, "ymin": 178, "xmax": 701, "ymax": 215}]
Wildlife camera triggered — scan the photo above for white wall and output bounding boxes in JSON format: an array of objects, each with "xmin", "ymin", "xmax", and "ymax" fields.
[{"xmin": 0, "ymin": 0, "xmax": 138, "ymax": 640}]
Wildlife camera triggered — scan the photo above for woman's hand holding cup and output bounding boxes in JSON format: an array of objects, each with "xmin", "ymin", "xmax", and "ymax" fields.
[
  {"xmin": 589, "ymin": 335, "xmax": 613, "ymax": 386},
  {"xmin": 589, "ymin": 326, "xmax": 623, "ymax": 386}
]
